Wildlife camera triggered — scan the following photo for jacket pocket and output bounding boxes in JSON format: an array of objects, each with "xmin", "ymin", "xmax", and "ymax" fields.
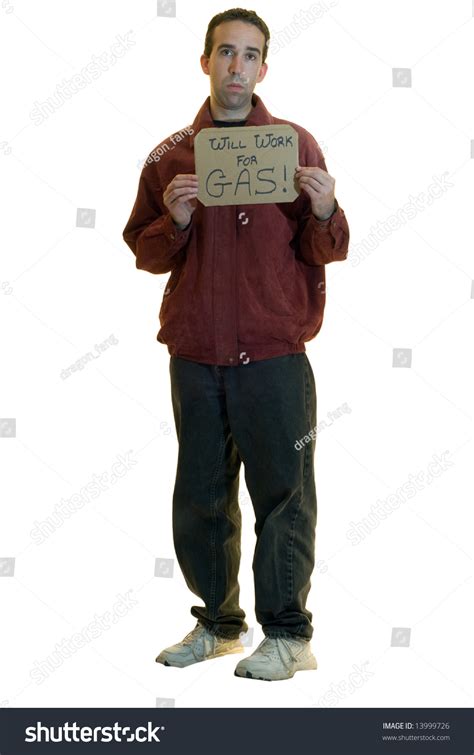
[
  {"xmin": 158, "ymin": 265, "xmax": 183, "ymax": 324},
  {"xmin": 271, "ymin": 265, "xmax": 297, "ymax": 317},
  {"xmin": 255, "ymin": 257, "xmax": 296, "ymax": 318}
]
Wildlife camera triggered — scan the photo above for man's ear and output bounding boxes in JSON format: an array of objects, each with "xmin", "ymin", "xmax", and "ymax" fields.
[
  {"xmin": 257, "ymin": 62, "xmax": 268, "ymax": 84},
  {"xmin": 200, "ymin": 54, "xmax": 210, "ymax": 75}
]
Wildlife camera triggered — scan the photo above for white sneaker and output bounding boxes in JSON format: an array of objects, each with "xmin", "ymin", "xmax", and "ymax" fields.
[
  {"xmin": 234, "ymin": 636, "xmax": 317, "ymax": 681},
  {"xmin": 155, "ymin": 621, "xmax": 245, "ymax": 668}
]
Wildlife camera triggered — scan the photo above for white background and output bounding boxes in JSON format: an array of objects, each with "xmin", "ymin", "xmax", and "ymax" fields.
[{"xmin": 0, "ymin": 0, "xmax": 473, "ymax": 709}]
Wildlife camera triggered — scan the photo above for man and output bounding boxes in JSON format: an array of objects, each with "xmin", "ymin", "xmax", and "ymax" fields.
[{"xmin": 123, "ymin": 8, "xmax": 349, "ymax": 681}]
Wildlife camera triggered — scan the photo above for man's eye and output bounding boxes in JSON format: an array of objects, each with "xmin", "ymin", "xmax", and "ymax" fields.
[{"xmin": 221, "ymin": 49, "xmax": 232, "ymax": 55}]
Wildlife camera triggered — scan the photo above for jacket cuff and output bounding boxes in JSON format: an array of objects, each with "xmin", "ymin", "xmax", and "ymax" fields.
[
  {"xmin": 303, "ymin": 198, "xmax": 349, "ymax": 262},
  {"xmin": 310, "ymin": 199, "xmax": 346, "ymax": 238},
  {"xmin": 163, "ymin": 212, "xmax": 192, "ymax": 245}
]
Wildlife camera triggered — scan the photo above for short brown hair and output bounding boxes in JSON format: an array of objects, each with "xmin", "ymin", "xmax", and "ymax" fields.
[{"xmin": 204, "ymin": 8, "xmax": 270, "ymax": 65}]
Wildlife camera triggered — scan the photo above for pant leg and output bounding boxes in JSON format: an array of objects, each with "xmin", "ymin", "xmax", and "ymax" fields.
[
  {"xmin": 169, "ymin": 356, "xmax": 248, "ymax": 640},
  {"xmin": 222, "ymin": 353, "xmax": 317, "ymax": 641}
]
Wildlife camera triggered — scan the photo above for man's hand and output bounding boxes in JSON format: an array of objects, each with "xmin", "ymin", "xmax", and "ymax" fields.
[
  {"xmin": 163, "ymin": 173, "xmax": 199, "ymax": 228},
  {"xmin": 295, "ymin": 165, "xmax": 336, "ymax": 221}
]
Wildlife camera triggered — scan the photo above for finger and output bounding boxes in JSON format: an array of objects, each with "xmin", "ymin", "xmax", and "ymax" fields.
[
  {"xmin": 172, "ymin": 194, "xmax": 198, "ymax": 205},
  {"xmin": 295, "ymin": 167, "xmax": 328, "ymax": 182},
  {"xmin": 168, "ymin": 180, "xmax": 199, "ymax": 193},
  {"xmin": 296, "ymin": 173, "xmax": 331, "ymax": 189},
  {"xmin": 168, "ymin": 176, "xmax": 199, "ymax": 187},
  {"xmin": 166, "ymin": 185, "xmax": 199, "ymax": 198},
  {"xmin": 299, "ymin": 184, "xmax": 320, "ymax": 198},
  {"xmin": 167, "ymin": 193, "xmax": 198, "ymax": 207},
  {"xmin": 295, "ymin": 165, "xmax": 326, "ymax": 174},
  {"xmin": 166, "ymin": 187, "xmax": 199, "ymax": 204},
  {"xmin": 298, "ymin": 175, "xmax": 327, "ymax": 191}
]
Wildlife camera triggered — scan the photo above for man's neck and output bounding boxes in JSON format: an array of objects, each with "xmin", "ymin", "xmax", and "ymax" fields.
[{"xmin": 209, "ymin": 94, "xmax": 255, "ymax": 122}]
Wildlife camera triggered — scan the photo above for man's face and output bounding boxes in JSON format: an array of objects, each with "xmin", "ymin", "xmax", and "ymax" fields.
[{"xmin": 200, "ymin": 20, "xmax": 268, "ymax": 111}]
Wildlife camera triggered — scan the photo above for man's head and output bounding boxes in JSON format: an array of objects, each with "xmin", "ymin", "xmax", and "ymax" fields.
[{"xmin": 201, "ymin": 8, "xmax": 270, "ymax": 114}]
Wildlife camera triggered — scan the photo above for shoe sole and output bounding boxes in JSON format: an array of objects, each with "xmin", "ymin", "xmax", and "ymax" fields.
[
  {"xmin": 234, "ymin": 657, "xmax": 317, "ymax": 681},
  {"xmin": 156, "ymin": 644, "xmax": 244, "ymax": 668}
]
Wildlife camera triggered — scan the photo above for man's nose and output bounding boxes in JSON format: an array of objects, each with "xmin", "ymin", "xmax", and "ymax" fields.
[{"xmin": 229, "ymin": 55, "xmax": 244, "ymax": 75}]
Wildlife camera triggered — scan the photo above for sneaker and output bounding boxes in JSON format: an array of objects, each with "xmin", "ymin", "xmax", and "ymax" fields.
[
  {"xmin": 234, "ymin": 636, "xmax": 317, "ymax": 681},
  {"xmin": 155, "ymin": 621, "xmax": 245, "ymax": 668}
]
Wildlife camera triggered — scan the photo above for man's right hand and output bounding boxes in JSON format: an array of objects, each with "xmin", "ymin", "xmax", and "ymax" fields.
[{"xmin": 163, "ymin": 174, "xmax": 199, "ymax": 229}]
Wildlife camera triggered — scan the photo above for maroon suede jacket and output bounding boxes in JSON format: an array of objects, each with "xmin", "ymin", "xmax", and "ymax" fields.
[{"xmin": 122, "ymin": 94, "xmax": 350, "ymax": 366}]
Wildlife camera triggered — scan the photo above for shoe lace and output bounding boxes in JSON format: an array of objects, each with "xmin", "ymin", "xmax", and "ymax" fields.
[
  {"xmin": 181, "ymin": 622, "xmax": 206, "ymax": 646},
  {"xmin": 257, "ymin": 637, "xmax": 299, "ymax": 665}
]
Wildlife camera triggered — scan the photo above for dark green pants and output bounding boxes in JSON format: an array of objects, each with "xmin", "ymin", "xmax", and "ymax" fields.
[{"xmin": 169, "ymin": 352, "xmax": 317, "ymax": 641}]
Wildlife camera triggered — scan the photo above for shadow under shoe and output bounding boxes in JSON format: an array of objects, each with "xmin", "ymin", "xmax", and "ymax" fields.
[{"xmin": 156, "ymin": 621, "xmax": 245, "ymax": 668}]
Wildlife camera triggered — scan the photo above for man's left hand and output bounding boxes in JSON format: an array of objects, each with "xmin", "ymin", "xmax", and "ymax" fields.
[{"xmin": 295, "ymin": 165, "xmax": 336, "ymax": 221}]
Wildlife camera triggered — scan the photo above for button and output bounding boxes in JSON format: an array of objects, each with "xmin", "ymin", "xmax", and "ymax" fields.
[
  {"xmin": 228, "ymin": 357, "xmax": 234, "ymax": 363},
  {"xmin": 170, "ymin": 233, "xmax": 176, "ymax": 240}
]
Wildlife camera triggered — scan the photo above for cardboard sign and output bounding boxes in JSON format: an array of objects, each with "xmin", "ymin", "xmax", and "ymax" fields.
[{"xmin": 194, "ymin": 124, "xmax": 299, "ymax": 206}]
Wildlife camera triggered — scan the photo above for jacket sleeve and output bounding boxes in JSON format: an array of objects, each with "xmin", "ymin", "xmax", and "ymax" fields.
[
  {"xmin": 295, "ymin": 134, "xmax": 350, "ymax": 266},
  {"xmin": 122, "ymin": 162, "xmax": 192, "ymax": 275}
]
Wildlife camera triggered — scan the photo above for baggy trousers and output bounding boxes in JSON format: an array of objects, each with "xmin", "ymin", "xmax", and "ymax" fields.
[{"xmin": 169, "ymin": 352, "xmax": 317, "ymax": 641}]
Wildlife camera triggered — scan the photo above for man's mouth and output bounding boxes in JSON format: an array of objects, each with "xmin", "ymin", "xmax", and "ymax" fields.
[{"xmin": 227, "ymin": 83, "xmax": 244, "ymax": 90}]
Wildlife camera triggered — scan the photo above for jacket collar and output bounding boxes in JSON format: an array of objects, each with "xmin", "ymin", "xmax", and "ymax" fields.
[{"xmin": 189, "ymin": 93, "xmax": 274, "ymax": 147}]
